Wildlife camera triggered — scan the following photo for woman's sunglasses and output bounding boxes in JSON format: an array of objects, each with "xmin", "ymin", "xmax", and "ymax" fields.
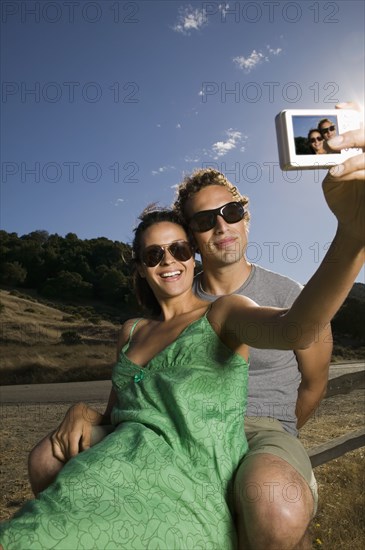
[
  {"xmin": 310, "ymin": 136, "xmax": 324, "ymax": 143},
  {"xmin": 189, "ymin": 201, "xmax": 245, "ymax": 233},
  {"xmin": 141, "ymin": 240, "xmax": 193, "ymax": 267}
]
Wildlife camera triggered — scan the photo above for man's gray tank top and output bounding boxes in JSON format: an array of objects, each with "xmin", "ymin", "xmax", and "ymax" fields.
[{"xmin": 193, "ymin": 263, "xmax": 302, "ymax": 436}]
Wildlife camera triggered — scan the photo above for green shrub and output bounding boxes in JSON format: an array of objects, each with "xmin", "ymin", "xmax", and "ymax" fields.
[
  {"xmin": 62, "ymin": 314, "xmax": 80, "ymax": 322},
  {"xmin": 9, "ymin": 289, "xmax": 24, "ymax": 298},
  {"xmin": 88, "ymin": 315, "xmax": 102, "ymax": 325},
  {"xmin": 61, "ymin": 330, "xmax": 82, "ymax": 345}
]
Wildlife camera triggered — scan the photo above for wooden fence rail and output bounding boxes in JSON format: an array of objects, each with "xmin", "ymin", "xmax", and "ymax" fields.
[
  {"xmin": 306, "ymin": 368, "xmax": 365, "ymax": 467},
  {"xmin": 308, "ymin": 427, "xmax": 365, "ymax": 468}
]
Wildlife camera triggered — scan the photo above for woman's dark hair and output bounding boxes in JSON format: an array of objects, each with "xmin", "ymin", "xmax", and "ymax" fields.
[
  {"xmin": 131, "ymin": 205, "xmax": 192, "ymax": 317},
  {"xmin": 307, "ymin": 128, "xmax": 322, "ymax": 154}
]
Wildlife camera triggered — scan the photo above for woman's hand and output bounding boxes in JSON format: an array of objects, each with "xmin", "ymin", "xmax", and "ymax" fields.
[
  {"xmin": 51, "ymin": 402, "xmax": 103, "ymax": 463},
  {"xmin": 323, "ymin": 116, "xmax": 365, "ymax": 243}
]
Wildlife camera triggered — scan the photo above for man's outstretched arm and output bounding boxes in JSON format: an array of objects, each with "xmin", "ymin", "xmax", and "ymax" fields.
[{"xmin": 295, "ymin": 323, "xmax": 332, "ymax": 429}]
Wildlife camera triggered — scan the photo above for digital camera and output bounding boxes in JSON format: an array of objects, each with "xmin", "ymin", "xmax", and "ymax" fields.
[{"xmin": 275, "ymin": 109, "xmax": 362, "ymax": 170}]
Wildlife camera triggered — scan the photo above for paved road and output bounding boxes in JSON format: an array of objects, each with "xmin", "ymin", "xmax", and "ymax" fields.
[
  {"xmin": 327, "ymin": 361, "xmax": 364, "ymax": 379},
  {"xmin": 0, "ymin": 379, "xmax": 112, "ymax": 404},
  {"xmin": 0, "ymin": 362, "xmax": 363, "ymax": 404}
]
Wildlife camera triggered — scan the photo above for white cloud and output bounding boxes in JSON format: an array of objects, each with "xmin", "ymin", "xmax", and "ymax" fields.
[
  {"xmin": 233, "ymin": 50, "xmax": 266, "ymax": 72},
  {"xmin": 267, "ymin": 45, "xmax": 282, "ymax": 56},
  {"xmin": 211, "ymin": 129, "xmax": 247, "ymax": 159},
  {"xmin": 176, "ymin": 123, "xmax": 181, "ymax": 129},
  {"xmin": 183, "ymin": 129, "xmax": 247, "ymax": 163},
  {"xmin": 233, "ymin": 45, "xmax": 283, "ymax": 73},
  {"xmin": 114, "ymin": 198, "xmax": 124, "ymax": 206},
  {"xmin": 171, "ymin": 4, "xmax": 232, "ymax": 35},
  {"xmin": 151, "ymin": 165, "xmax": 176, "ymax": 176},
  {"xmin": 172, "ymin": 5, "xmax": 207, "ymax": 35},
  {"xmin": 184, "ymin": 154, "xmax": 201, "ymax": 163}
]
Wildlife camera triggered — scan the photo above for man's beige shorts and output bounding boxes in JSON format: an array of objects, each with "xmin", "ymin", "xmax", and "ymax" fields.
[{"xmin": 241, "ymin": 416, "xmax": 318, "ymax": 514}]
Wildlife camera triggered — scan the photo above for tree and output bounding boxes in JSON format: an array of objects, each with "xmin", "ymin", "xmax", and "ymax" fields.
[
  {"xmin": 40, "ymin": 271, "xmax": 93, "ymax": 301},
  {"xmin": 294, "ymin": 136, "xmax": 311, "ymax": 155},
  {"xmin": 332, "ymin": 298, "xmax": 365, "ymax": 340},
  {"xmin": 13, "ymin": 239, "xmax": 44, "ymax": 287},
  {"xmin": 89, "ymin": 238, "xmax": 124, "ymax": 269},
  {"xmin": 0, "ymin": 261, "xmax": 27, "ymax": 285},
  {"xmin": 23, "ymin": 230, "xmax": 49, "ymax": 244},
  {"xmin": 96, "ymin": 266, "xmax": 129, "ymax": 304}
]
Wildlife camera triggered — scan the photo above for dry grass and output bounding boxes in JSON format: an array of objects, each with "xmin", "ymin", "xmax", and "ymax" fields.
[
  {"xmin": 300, "ymin": 390, "xmax": 365, "ymax": 548},
  {"xmin": 0, "ymin": 290, "xmax": 120, "ymax": 384},
  {"xmin": 309, "ymin": 453, "xmax": 364, "ymax": 548},
  {"xmin": 1, "ymin": 344, "xmax": 116, "ymax": 384},
  {"xmin": 1, "ymin": 392, "xmax": 364, "ymax": 547}
]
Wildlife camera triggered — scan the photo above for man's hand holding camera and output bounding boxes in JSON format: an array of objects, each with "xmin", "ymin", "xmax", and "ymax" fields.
[
  {"xmin": 327, "ymin": 129, "xmax": 364, "ymax": 181},
  {"xmin": 323, "ymin": 103, "xmax": 364, "ymax": 245}
]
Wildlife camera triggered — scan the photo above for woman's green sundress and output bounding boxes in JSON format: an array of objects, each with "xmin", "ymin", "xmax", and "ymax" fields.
[{"xmin": 0, "ymin": 315, "xmax": 248, "ymax": 549}]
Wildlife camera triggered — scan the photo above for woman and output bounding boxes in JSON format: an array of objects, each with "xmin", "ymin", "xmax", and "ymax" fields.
[
  {"xmin": 0, "ymin": 202, "xmax": 363, "ymax": 549},
  {"xmin": 307, "ymin": 128, "xmax": 327, "ymax": 154}
]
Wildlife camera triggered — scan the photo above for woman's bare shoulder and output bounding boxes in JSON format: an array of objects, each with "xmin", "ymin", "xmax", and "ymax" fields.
[
  {"xmin": 116, "ymin": 317, "xmax": 147, "ymax": 353},
  {"xmin": 206, "ymin": 295, "xmax": 260, "ymax": 332},
  {"xmin": 212, "ymin": 294, "xmax": 259, "ymax": 312}
]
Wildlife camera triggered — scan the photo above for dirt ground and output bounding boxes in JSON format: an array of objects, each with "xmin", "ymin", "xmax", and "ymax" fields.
[{"xmin": 1, "ymin": 389, "xmax": 364, "ymax": 547}]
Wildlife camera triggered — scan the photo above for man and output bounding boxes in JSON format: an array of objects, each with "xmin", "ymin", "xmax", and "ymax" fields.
[
  {"xmin": 173, "ymin": 169, "xmax": 331, "ymax": 549},
  {"xmin": 318, "ymin": 118, "xmax": 337, "ymax": 152}
]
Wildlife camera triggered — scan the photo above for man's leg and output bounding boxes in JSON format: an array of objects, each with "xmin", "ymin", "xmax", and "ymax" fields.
[
  {"xmin": 28, "ymin": 425, "xmax": 114, "ymax": 496},
  {"xmin": 234, "ymin": 418, "xmax": 316, "ymax": 550},
  {"xmin": 28, "ymin": 432, "xmax": 64, "ymax": 496}
]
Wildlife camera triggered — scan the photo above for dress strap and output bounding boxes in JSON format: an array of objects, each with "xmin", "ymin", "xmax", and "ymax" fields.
[{"xmin": 124, "ymin": 318, "xmax": 143, "ymax": 351}]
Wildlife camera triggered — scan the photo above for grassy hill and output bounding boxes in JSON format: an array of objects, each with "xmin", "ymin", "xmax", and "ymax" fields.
[
  {"xmin": 0, "ymin": 283, "xmax": 364, "ymax": 385},
  {"xmin": 0, "ymin": 289, "xmax": 120, "ymax": 385}
]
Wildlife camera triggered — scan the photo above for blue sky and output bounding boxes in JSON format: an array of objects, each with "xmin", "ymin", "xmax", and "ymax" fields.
[{"xmin": 1, "ymin": 0, "xmax": 364, "ymax": 284}]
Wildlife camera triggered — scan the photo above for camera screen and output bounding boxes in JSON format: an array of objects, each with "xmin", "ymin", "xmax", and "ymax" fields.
[{"xmin": 292, "ymin": 115, "xmax": 340, "ymax": 156}]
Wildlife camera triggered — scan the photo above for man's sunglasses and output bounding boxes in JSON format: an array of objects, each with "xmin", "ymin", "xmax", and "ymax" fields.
[
  {"xmin": 310, "ymin": 136, "xmax": 324, "ymax": 143},
  {"xmin": 189, "ymin": 201, "xmax": 245, "ymax": 233},
  {"xmin": 141, "ymin": 240, "xmax": 193, "ymax": 267},
  {"xmin": 320, "ymin": 125, "xmax": 336, "ymax": 134}
]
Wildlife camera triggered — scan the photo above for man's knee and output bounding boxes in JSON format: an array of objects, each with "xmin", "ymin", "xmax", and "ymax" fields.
[
  {"xmin": 28, "ymin": 433, "xmax": 52, "ymax": 472},
  {"xmin": 235, "ymin": 453, "xmax": 314, "ymax": 510},
  {"xmin": 234, "ymin": 453, "xmax": 313, "ymax": 549}
]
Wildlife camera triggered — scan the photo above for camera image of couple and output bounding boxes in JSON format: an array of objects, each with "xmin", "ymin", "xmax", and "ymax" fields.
[{"xmin": 293, "ymin": 116, "xmax": 340, "ymax": 155}]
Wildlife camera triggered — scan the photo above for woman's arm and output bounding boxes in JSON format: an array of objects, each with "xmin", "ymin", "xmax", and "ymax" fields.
[
  {"xmin": 51, "ymin": 321, "xmax": 135, "ymax": 462},
  {"xmin": 211, "ymin": 129, "xmax": 365, "ymax": 351}
]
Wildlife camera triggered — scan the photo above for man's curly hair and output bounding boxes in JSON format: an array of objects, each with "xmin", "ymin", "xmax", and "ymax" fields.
[{"xmin": 173, "ymin": 169, "xmax": 250, "ymax": 226}]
